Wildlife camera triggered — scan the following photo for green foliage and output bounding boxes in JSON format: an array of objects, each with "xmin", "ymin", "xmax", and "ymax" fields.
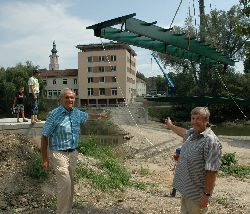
[
  {"xmin": 26, "ymin": 150, "xmax": 49, "ymax": 181},
  {"xmin": 148, "ymin": 105, "xmax": 192, "ymax": 123},
  {"xmin": 136, "ymin": 71, "xmax": 146, "ymax": 81},
  {"xmin": 220, "ymin": 153, "xmax": 250, "ymax": 179},
  {"xmin": 220, "ymin": 153, "xmax": 238, "ymax": 166},
  {"xmin": 130, "ymin": 181, "xmax": 147, "ymax": 190},
  {"xmin": 76, "ymin": 138, "xmax": 135, "ymax": 191},
  {"xmin": 139, "ymin": 166, "xmax": 149, "ymax": 176},
  {"xmin": 155, "ymin": 75, "xmax": 167, "ymax": 94},
  {"xmin": 153, "ymin": 5, "xmax": 249, "ymax": 98},
  {"xmin": 214, "ymin": 196, "xmax": 229, "ymax": 206},
  {"xmin": 77, "ymin": 137, "xmax": 115, "ymax": 159},
  {"xmin": 46, "ymin": 196, "xmax": 57, "ymax": 207},
  {"xmin": 0, "ymin": 62, "xmax": 40, "ymax": 116}
]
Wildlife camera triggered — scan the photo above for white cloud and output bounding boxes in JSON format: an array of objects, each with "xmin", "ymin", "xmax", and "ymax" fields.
[{"xmin": 0, "ymin": 1, "xmax": 97, "ymax": 69}]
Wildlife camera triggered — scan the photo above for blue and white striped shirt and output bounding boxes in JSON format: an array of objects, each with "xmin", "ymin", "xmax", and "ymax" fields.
[
  {"xmin": 42, "ymin": 105, "xmax": 88, "ymax": 151},
  {"xmin": 173, "ymin": 127, "xmax": 222, "ymax": 201}
]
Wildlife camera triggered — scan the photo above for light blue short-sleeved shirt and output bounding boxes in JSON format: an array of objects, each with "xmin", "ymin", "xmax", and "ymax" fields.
[{"xmin": 42, "ymin": 105, "xmax": 88, "ymax": 151}]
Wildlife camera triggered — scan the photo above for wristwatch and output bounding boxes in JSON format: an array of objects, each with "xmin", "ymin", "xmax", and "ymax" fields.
[{"xmin": 203, "ymin": 191, "xmax": 211, "ymax": 197}]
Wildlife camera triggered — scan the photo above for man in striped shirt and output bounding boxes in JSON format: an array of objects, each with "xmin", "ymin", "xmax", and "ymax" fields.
[
  {"xmin": 41, "ymin": 88, "xmax": 106, "ymax": 214},
  {"xmin": 165, "ymin": 107, "xmax": 222, "ymax": 214}
]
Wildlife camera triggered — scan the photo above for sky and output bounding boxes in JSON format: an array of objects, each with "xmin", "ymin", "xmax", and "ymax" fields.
[{"xmin": 0, "ymin": 0, "xmax": 242, "ymax": 77}]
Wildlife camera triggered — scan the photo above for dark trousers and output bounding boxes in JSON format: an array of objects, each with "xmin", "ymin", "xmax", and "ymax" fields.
[{"xmin": 30, "ymin": 93, "xmax": 39, "ymax": 115}]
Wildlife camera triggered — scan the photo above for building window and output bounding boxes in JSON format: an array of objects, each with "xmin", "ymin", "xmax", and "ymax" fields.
[
  {"xmin": 99, "ymin": 88, "xmax": 105, "ymax": 95},
  {"xmin": 88, "ymin": 67, "xmax": 93, "ymax": 72},
  {"xmin": 111, "ymin": 66, "xmax": 116, "ymax": 72},
  {"xmin": 53, "ymin": 79, "xmax": 56, "ymax": 84},
  {"xmin": 43, "ymin": 90, "xmax": 47, "ymax": 96},
  {"xmin": 74, "ymin": 79, "xmax": 77, "ymax": 84},
  {"xmin": 88, "ymin": 88, "xmax": 93, "ymax": 96},
  {"xmin": 99, "ymin": 77, "xmax": 105, "ymax": 83},
  {"xmin": 88, "ymin": 56, "xmax": 93, "ymax": 62},
  {"xmin": 111, "ymin": 87, "xmax": 117, "ymax": 96},
  {"xmin": 53, "ymin": 90, "xmax": 58, "ymax": 97},
  {"xmin": 42, "ymin": 79, "xmax": 47, "ymax": 85},
  {"xmin": 73, "ymin": 89, "xmax": 78, "ymax": 96},
  {"xmin": 111, "ymin": 55, "xmax": 116, "ymax": 61},
  {"xmin": 112, "ymin": 76, "xmax": 116, "ymax": 82},
  {"xmin": 48, "ymin": 90, "xmax": 52, "ymax": 97},
  {"xmin": 63, "ymin": 79, "xmax": 67, "ymax": 84},
  {"xmin": 99, "ymin": 66, "xmax": 105, "ymax": 72},
  {"xmin": 88, "ymin": 77, "xmax": 93, "ymax": 83},
  {"xmin": 99, "ymin": 56, "xmax": 105, "ymax": 62}
]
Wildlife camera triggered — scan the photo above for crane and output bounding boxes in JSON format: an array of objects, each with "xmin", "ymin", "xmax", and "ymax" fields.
[{"xmin": 151, "ymin": 53, "xmax": 176, "ymax": 95}]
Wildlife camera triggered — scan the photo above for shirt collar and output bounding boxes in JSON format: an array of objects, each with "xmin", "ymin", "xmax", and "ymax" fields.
[
  {"xmin": 58, "ymin": 104, "xmax": 73, "ymax": 114},
  {"xmin": 190, "ymin": 127, "xmax": 211, "ymax": 137}
]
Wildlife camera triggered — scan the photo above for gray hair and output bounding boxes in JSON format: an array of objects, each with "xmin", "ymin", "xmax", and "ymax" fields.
[
  {"xmin": 191, "ymin": 107, "xmax": 210, "ymax": 121},
  {"xmin": 59, "ymin": 88, "xmax": 75, "ymax": 99}
]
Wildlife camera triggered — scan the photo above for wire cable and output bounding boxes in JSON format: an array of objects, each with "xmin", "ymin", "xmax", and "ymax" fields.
[
  {"xmin": 170, "ymin": 0, "xmax": 183, "ymax": 28},
  {"xmin": 99, "ymin": 39, "xmax": 156, "ymax": 147}
]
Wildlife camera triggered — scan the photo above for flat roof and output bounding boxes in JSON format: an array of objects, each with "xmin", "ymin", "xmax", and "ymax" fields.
[{"xmin": 76, "ymin": 42, "xmax": 137, "ymax": 56}]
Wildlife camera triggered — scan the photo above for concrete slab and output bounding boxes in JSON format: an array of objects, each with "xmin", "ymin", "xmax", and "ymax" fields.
[{"xmin": 0, "ymin": 118, "xmax": 44, "ymax": 138}]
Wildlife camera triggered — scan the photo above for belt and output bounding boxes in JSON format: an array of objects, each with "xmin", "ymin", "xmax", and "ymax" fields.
[{"xmin": 60, "ymin": 148, "xmax": 75, "ymax": 153}]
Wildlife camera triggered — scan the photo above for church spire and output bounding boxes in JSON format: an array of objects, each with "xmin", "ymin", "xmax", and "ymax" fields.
[
  {"xmin": 51, "ymin": 40, "xmax": 58, "ymax": 54},
  {"xmin": 49, "ymin": 41, "xmax": 59, "ymax": 70}
]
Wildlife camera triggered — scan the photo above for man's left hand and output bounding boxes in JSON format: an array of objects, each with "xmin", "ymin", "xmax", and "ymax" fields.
[{"xmin": 199, "ymin": 194, "xmax": 209, "ymax": 208}]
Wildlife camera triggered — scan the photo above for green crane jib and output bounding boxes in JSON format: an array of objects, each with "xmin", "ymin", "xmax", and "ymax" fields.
[{"xmin": 87, "ymin": 13, "xmax": 235, "ymax": 66}]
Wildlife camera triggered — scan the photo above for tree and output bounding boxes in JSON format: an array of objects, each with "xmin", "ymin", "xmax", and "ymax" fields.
[
  {"xmin": 155, "ymin": 5, "xmax": 248, "ymax": 97},
  {"xmin": 239, "ymin": 0, "xmax": 250, "ymax": 73},
  {"xmin": 0, "ymin": 62, "xmax": 38, "ymax": 115},
  {"xmin": 136, "ymin": 71, "xmax": 146, "ymax": 81}
]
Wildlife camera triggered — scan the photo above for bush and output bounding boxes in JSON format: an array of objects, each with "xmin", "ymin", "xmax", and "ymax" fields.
[
  {"xmin": 26, "ymin": 150, "xmax": 49, "ymax": 180},
  {"xmin": 220, "ymin": 153, "xmax": 250, "ymax": 179},
  {"xmin": 220, "ymin": 153, "xmax": 237, "ymax": 167}
]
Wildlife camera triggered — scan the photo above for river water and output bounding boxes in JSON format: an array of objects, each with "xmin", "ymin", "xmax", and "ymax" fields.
[
  {"xmin": 80, "ymin": 121, "xmax": 250, "ymax": 146},
  {"xmin": 212, "ymin": 125, "xmax": 250, "ymax": 136}
]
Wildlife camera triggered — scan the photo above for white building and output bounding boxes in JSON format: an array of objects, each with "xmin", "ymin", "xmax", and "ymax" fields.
[{"xmin": 136, "ymin": 77, "xmax": 146, "ymax": 96}]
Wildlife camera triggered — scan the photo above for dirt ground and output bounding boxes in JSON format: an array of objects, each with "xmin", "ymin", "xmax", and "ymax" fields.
[{"xmin": 0, "ymin": 104, "xmax": 250, "ymax": 214}]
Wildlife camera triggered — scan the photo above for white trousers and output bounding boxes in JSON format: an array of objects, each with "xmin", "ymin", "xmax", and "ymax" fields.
[{"xmin": 51, "ymin": 150, "xmax": 78, "ymax": 214}]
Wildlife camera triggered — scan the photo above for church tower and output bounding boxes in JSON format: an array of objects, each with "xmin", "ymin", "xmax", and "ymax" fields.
[{"xmin": 49, "ymin": 41, "xmax": 59, "ymax": 70}]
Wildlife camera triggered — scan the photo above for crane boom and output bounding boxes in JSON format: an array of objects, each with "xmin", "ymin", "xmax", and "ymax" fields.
[{"xmin": 151, "ymin": 54, "xmax": 176, "ymax": 94}]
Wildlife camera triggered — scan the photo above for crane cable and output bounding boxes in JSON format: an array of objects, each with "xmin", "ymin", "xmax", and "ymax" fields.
[{"xmin": 170, "ymin": 0, "xmax": 183, "ymax": 28}]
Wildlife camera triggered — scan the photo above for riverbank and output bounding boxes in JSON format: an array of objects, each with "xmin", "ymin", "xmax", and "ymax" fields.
[
  {"xmin": 0, "ymin": 105, "xmax": 250, "ymax": 213},
  {"xmin": 109, "ymin": 105, "xmax": 250, "ymax": 214}
]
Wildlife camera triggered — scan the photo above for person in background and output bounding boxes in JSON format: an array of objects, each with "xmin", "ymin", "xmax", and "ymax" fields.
[
  {"xmin": 41, "ymin": 88, "xmax": 107, "ymax": 214},
  {"xmin": 165, "ymin": 107, "xmax": 222, "ymax": 214},
  {"xmin": 28, "ymin": 69, "xmax": 41, "ymax": 124},
  {"xmin": 13, "ymin": 86, "xmax": 28, "ymax": 123}
]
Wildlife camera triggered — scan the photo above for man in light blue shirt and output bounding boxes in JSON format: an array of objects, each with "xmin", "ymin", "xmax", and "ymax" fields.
[{"xmin": 41, "ymin": 88, "xmax": 106, "ymax": 214}]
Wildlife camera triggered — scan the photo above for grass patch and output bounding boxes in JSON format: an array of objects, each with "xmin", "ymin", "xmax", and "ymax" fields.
[
  {"xmin": 76, "ymin": 138, "xmax": 144, "ymax": 192},
  {"xmin": 130, "ymin": 181, "xmax": 147, "ymax": 190},
  {"xmin": 214, "ymin": 196, "xmax": 229, "ymax": 206},
  {"xmin": 219, "ymin": 153, "xmax": 250, "ymax": 179},
  {"xmin": 139, "ymin": 165, "xmax": 149, "ymax": 176},
  {"xmin": 77, "ymin": 137, "xmax": 115, "ymax": 159},
  {"xmin": 25, "ymin": 149, "xmax": 50, "ymax": 181}
]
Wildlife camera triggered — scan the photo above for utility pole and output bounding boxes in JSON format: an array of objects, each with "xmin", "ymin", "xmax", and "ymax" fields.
[
  {"xmin": 199, "ymin": 0, "xmax": 205, "ymax": 41},
  {"xmin": 198, "ymin": 0, "xmax": 207, "ymax": 94}
]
